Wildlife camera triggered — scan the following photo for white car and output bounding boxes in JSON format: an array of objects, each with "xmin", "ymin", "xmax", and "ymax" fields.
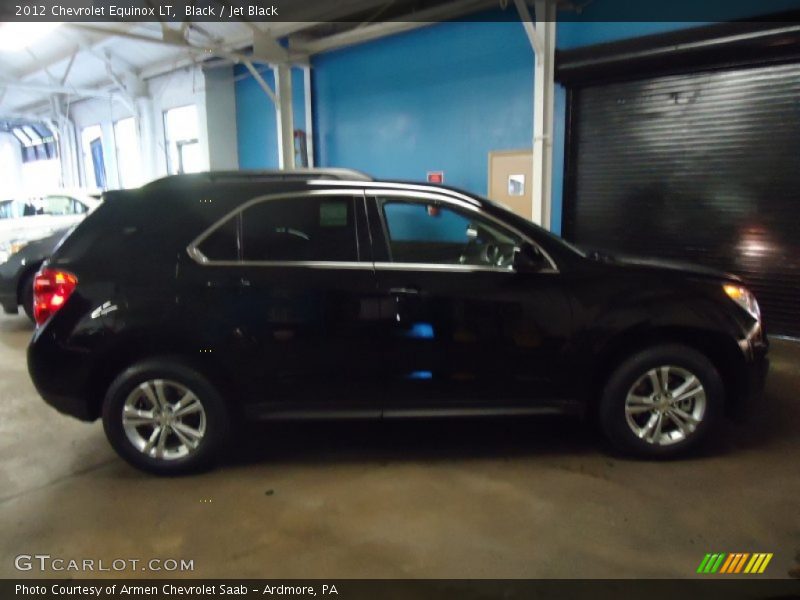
[{"xmin": 0, "ymin": 192, "xmax": 99, "ymax": 263}]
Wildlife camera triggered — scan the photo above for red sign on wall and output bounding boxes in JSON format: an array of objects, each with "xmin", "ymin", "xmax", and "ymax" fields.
[{"xmin": 426, "ymin": 171, "xmax": 444, "ymax": 184}]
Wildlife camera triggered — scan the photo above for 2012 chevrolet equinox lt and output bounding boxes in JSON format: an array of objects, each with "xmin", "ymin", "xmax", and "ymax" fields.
[{"xmin": 27, "ymin": 170, "xmax": 768, "ymax": 474}]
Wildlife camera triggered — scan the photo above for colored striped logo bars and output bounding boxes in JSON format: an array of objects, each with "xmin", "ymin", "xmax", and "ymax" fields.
[{"xmin": 697, "ymin": 553, "xmax": 773, "ymax": 574}]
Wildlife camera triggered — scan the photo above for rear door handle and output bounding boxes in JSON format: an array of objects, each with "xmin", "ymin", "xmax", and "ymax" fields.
[{"xmin": 389, "ymin": 287, "xmax": 420, "ymax": 296}]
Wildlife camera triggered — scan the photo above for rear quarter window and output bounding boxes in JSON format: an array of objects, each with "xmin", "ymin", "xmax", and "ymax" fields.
[
  {"xmin": 239, "ymin": 196, "xmax": 357, "ymax": 262},
  {"xmin": 198, "ymin": 214, "xmax": 239, "ymax": 261}
]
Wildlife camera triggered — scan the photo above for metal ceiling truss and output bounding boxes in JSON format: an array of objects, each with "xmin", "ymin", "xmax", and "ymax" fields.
[{"xmin": 1, "ymin": 0, "xmax": 543, "ymax": 177}]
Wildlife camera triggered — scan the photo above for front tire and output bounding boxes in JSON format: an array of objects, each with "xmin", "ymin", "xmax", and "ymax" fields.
[
  {"xmin": 102, "ymin": 360, "xmax": 230, "ymax": 475},
  {"xmin": 598, "ymin": 344, "xmax": 724, "ymax": 458}
]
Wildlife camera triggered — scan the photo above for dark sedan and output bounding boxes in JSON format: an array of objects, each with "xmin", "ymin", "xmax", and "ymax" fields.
[{"xmin": 0, "ymin": 227, "xmax": 71, "ymax": 322}]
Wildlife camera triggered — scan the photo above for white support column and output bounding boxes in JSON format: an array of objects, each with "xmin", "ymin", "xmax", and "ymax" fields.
[
  {"xmin": 203, "ymin": 66, "xmax": 239, "ymax": 170},
  {"xmin": 100, "ymin": 120, "xmax": 120, "ymax": 190},
  {"xmin": 531, "ymin": 0, "xmax": 556, "ymax": 229},
  {"xmin": 135, "ymin": 96, "xmax": 157, "ymax": 183},
  {"xmin": 303, "ymin": 65, "xmax": 314, "ymax": 168},
  {"xmin": 273, "ymin": 63, "xmax": 295, "ymax": 170},
  {"xmin": 58, "ymin": 120, "xmax": 80, "ymax": 189},
  {"xmin": 50, "ymin": 97, "xmax": 80, "ymax": 189}
]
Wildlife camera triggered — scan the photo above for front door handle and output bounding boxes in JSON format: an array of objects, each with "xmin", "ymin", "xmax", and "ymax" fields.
[{"xmin": 389, "ymin": 286, "xmax": 420, "ymax": 296}]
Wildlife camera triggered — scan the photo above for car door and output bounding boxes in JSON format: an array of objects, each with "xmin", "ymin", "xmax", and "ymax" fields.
[
  {"xmin": 365, "ymin": 189, "xmax": 572, "ymax": 414},
  {"xmin": 182, "ymin": 188, "xmax": 384, "ymax": 418}
]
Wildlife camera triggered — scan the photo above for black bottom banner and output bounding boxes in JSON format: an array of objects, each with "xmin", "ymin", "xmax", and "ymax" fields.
[{"xmin": 3, "ymin": 579, "xmax": 800, "ymax": 600}]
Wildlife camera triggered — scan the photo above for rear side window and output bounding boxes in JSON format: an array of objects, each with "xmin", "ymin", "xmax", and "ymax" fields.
[
  {"xmin": 192, "ymin": 196, "xmax": 358, "ymax": 262},
  {"xmin": 240, "ymin": 196, "xmax": 357, "ymax": 262},
  {"xmin": 194, "ymin": 195, "xmax": 359, "ymax": 263}
]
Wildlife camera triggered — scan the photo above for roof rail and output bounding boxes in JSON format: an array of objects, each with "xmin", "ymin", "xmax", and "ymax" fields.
[{"xmin": 143, "ymin": 168, "xmax": 373, "ymax": 189}]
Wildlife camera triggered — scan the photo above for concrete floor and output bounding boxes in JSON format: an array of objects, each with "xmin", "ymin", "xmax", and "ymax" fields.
[{"xmin": 1, "ymin": 311, "xmax": 798, "ymax": 579}]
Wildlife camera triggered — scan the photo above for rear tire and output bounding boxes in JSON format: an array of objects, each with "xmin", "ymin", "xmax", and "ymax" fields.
[
  {"xmin": 102, "ymin": 360, "xmax": 230, "ymax": 475},
  {"xmin": 598, "ymin": 344, "xmax": 724, "ymax": 458}
]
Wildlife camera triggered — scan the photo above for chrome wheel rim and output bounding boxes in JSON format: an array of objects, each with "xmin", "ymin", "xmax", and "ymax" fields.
[
  {"xmin": 624, "ymin": 365, "xmax": 706, "ymax": 446},
  {"xmin": 122, "ymin": 379, "xmax": 207, "ymax": 461}
]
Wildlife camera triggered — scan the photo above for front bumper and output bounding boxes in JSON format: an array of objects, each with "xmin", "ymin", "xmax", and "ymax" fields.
[
  {"xmin": 730, "ymin": 337, "xmax": 769, "ymax": 419},
  {"xmin": 0, "ymin": 291, "xmax": 18, "ymax": 314},
  {"xmin": 0, "ymin": 265, "xmax": 20, "ymax": 314}
]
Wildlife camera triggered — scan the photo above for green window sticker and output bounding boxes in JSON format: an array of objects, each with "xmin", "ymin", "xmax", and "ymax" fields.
[{"xmin": 320, "ymin": 201, "xmax": 349, "ymax": 227}]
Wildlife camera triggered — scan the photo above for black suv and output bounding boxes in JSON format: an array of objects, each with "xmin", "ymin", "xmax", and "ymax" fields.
[{"xmin": 27, "ymin": 170, "xmax": 768, "ymax": 474}]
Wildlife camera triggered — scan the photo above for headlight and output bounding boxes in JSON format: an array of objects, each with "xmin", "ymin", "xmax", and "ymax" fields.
[
  {"xmin": 9, "ymin": 240, "xmax": 28, "ymax": 256},
  {"xmin": 723, "ymin": 284, "xmax": 761, "ymax": 321},
  {"xmin": 0, "ymin": 241, "xmax": 27, "ymax": 265},
  {"xmin": 0, "ymin": 240, "xmax": 28, "ymax": 265}
]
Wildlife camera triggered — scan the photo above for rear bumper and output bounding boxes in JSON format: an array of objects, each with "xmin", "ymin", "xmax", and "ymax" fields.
[{"xmin": 27, "ymin": 326, "xmax": 97, "ymax": 422}]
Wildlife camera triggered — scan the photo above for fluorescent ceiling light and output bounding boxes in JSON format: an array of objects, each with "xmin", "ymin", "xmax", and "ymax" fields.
[
  {"xmin": 0, "ymin": 22, "xmax": 62, "ymax": 52},
  {"xmin": 11, "ymin": 128, "xmax": 32, "ymax": 146}
]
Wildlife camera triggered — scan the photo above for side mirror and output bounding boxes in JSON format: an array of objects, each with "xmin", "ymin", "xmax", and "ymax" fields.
[{"xmin": 513, "ymin": 242, "xmax": 549, "ymax": 272}]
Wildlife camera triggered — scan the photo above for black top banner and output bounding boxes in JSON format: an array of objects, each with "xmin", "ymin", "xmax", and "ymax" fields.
[{"xmin": 1, "ymin": 0, "xmax": 800, "ymax": 23}]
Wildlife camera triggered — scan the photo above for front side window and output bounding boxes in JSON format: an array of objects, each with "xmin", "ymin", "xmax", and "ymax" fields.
[
  {"xmin": 378, "ymin": 198, "xmax": 522, "ymax": 268},
  {"xmin": 197, "ymin": 196, "xmax": 358, "ymax": 263}
]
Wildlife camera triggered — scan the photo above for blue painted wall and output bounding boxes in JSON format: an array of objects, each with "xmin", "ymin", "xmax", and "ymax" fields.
[
  {"xmin": 235, "ymin": 0, "xmax": 800, "ymax": 234},
  {"xmin": 235, "ymin": 65, "xmax": 307, "ymax": 169},
  {"xmin": 312, "ymin": 20, "xmax": 534, "ymax": 197}
]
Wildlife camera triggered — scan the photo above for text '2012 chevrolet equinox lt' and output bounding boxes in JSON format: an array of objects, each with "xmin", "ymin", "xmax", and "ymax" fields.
[{"xmin": 27, "ymin": 170, "xmax": 768, "ymax": 474}]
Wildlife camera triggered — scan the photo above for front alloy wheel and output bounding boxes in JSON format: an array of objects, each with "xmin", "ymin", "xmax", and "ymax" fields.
[
  {"xmin": 624, "ymin": 366, "xmax": 706, "ymax": 446},
  {"xmin": 599, "ymin": 344, "xmax": 723, "ymax": 458}
]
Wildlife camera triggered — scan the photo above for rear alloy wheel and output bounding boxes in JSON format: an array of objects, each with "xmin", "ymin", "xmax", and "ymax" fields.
[
  {"xmin": 599, "ymin": 344, "xmax": 723, "ymax": 458},
  {"xmin": 122, "ymin": 379, "xmax": 207, "ymax": 461},
  {"xmin": 103, "ymin": 361, "xmax": 229, "ymax": 474}
]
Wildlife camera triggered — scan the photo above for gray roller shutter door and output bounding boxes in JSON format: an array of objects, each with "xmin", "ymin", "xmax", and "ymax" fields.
[{"xmin": 566, "ymin": 62, "xmax": 800, "ymax": 337}]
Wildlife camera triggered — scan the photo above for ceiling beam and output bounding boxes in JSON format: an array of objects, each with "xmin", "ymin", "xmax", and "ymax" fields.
[
  {"xmin": 60, "ymin": 51, "xmax": 78, "ymax": 85},
  {"xmin": 297, "ymin": 0, "xmax": 495, "ymax": 54},
  {"xmin": 514, "ymin": 0, "xmax": 544, "ymax": 58},
  {"xmin": 0, "ymin": 110, "xmax": 48, "ymax": 121},
  {"xmin": 0, "ymin": 78, "xmax": 116, "ymax": 99},
  {"xmin": 12, "ymin": 22, "xmax": 139, "ymax": 82},
  {"xmin": 64, "ymin": 22, "xmax": 306, "ymax": 66}
]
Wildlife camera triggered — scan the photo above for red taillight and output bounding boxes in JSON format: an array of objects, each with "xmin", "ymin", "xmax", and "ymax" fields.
[{"xmin": 33, "ymin": 268, "xmax": 78, "ymax": 326}]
